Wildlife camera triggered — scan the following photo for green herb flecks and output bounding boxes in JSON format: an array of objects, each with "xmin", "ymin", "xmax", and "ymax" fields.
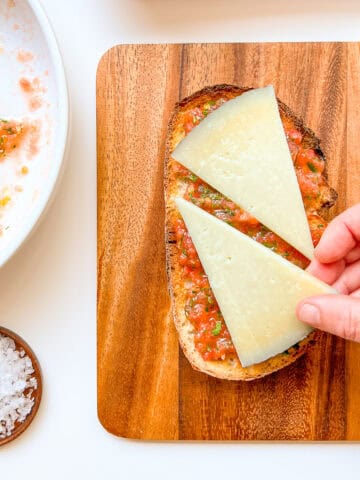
[
  {"xmin": 212, "ymin": 321, "xmax": 222, "ymax": 336},
  {"xmin": 307, "ymin": 161, "xmax": 317, "ymax": 173},
  {"xmin": 224, "ymin": 208, "xmax": 235, "ymax": 216},
  {"xmin": 189, "ymin": 192, "xmax": 197, "ymax": 204},
  {"xmin": 262, "ymin": 241, "xmax": 277, "ymax": 250}
]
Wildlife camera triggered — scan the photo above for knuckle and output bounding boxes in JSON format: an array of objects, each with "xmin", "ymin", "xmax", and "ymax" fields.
[{"xmin": 344, "ymin": 308, "xmax": 360, "ymax": 342}]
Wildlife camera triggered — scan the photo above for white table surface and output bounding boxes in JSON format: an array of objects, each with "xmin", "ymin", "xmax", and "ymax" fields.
[{"xmin": 2, "ymin": 0, "xmax": 360, "ymax": 477}]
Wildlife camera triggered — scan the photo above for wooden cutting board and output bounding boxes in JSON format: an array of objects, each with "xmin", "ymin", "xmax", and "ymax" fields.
[{"xmin": 97, "ymin": 43, "xmax": 360, "ymax": 440}]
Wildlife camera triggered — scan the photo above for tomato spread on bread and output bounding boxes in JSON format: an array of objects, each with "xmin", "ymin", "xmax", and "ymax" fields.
[{"xmin": 172, "ymin": 97, "xmax": 328, "ymax": 362}]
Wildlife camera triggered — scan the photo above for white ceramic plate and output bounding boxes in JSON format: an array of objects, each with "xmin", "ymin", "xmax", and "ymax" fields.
[{"xmin": 0, "ymin": 0, "xmax": 68, "ymax": 267}]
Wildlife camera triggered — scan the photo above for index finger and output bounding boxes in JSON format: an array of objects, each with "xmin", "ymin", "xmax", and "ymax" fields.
[{"xmin": 315, "ymin": 203, "xmax": 360, "ymax": 263}]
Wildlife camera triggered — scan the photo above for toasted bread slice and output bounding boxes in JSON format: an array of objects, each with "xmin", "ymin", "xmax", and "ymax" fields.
[{"xmin": 165, "ymin": 85, "xmax": 337, "ymax": 380}]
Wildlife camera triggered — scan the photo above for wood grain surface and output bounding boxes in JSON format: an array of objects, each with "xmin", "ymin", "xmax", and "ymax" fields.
[{"xmin": 97, "ymin": 43, "xmax": 360, "ymax": 440}]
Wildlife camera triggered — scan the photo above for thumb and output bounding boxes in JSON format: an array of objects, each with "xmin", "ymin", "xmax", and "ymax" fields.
[{"xmin": 296, "ymin": 295, "xmax": 360, "ymax": 342}]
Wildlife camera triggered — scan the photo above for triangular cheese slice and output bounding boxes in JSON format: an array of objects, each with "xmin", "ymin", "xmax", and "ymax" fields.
[
  {"xmin": 176, "ymin": 198, "xmax": 335, "ymax": 367},
  {"xmin": 172, "ymin": 85, "xmax": 314, "ymax": 259}
]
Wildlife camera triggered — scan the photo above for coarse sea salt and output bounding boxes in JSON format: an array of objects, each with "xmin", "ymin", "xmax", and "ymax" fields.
[{"xmin": 0, "ymin": 333, "xmax": 37, "ymax": 439}]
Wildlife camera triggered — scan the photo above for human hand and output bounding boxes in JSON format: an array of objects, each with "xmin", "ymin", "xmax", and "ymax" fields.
[{"xmin": 296, "ymin": 203, "xmax": 360, "ymax": 341}]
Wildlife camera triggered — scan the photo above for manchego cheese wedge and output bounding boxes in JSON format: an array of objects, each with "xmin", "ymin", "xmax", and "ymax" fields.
[
  {"xmin": 176, "ymin": 198, "xmax": 335, "ymax": 367},
  {"xmin": 172, "ymin": 86, "xmax": 314, "ymax": 259}
]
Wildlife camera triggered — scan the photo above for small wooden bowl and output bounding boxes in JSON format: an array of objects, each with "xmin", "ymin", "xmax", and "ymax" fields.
[{"xmin": 0, "ymin": 326, "xmax": 42, "ymax": 447}]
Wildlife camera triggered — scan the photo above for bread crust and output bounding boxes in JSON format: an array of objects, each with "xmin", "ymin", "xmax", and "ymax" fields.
[{"xmin": 164, "ymin": 85, "xmax": 336, "ymax": 380}]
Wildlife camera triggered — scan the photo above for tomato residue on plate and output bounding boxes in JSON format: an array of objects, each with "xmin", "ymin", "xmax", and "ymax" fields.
[
  {"xmin": 0, "ymin": 116, "xmax": 41, "ymax": 218},
  {"xmin": 19, "ymin": 77, "xmax": 45, "ymax": 112},
  {"xmin": 0, "ymin": 119, "xmax": 27, "ymax": 159},
  {"xmin": 27, "ymin": 121, "xmax": 40, "ymax": 156},
  {"xmin": 17, "ymin": 50, "xmax": 33, "ymax": 63},
  {"xmin": 173, "ymin": 96, "xmax": 328, "ymax": 362}
]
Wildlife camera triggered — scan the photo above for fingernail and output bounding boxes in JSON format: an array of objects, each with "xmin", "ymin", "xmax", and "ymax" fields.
[{"xmin": 298, "ymin": 303, "xmax": 320, "ymax": 326}]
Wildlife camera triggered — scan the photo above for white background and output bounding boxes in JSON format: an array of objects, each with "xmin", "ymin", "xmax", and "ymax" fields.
[{"xmin": 2, "ymin": 0, "xmax": 360, "ymax": 477}]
